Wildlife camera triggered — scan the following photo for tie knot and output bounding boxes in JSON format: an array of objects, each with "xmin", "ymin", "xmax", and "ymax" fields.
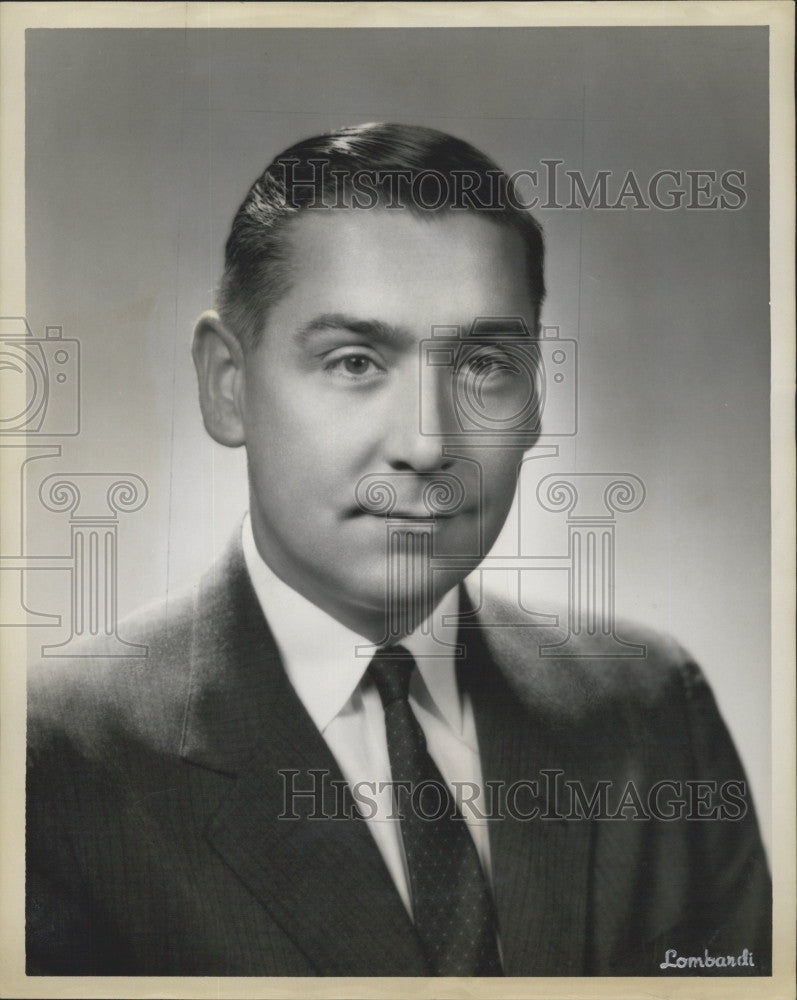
[{"xmin": 368, "ymin": 646, "xmax": 416, "ymax": 707}]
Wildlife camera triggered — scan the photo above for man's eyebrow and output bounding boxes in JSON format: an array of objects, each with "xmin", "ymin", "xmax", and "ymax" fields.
[{"xmin": 296, "ymin": 313, "xmax": 414, "ymax": 347}]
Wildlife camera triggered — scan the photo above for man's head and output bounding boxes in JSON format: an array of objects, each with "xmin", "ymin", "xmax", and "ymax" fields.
[
  {"xmin": 193, "ymin": 123, "xmax": 545, "ymax": 639},
  {"xmin": 216, "ymin": 122, "xmax": 545, "ymax": 348}
]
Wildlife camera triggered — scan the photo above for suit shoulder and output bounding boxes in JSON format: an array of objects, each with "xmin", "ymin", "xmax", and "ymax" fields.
[
  {"xmin": 475, "ymin": 589, "xmax": 701, "ymax": 718},
  {"xmin": 27, "ymin": 585, "xmax": 197, "ymax": 758}
]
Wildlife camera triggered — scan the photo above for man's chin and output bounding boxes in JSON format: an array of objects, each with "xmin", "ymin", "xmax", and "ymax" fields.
[
  {"xmin": 347, "ymin": 516, "xmax": 487, "ymax": 564},
  {"xmin": 336, "ymin": 565, "xmax": 475, "ymax": 621}
]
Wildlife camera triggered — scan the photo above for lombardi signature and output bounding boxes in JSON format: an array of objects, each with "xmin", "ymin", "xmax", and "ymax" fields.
[{"xmin": 660, "ymin": 947, "xmax": 755, "ymax": 970}]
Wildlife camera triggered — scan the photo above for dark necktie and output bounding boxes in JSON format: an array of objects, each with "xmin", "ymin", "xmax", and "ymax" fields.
[{"xmin": 368, "ymin": 646, "xmax": 503, "ymax": 976}]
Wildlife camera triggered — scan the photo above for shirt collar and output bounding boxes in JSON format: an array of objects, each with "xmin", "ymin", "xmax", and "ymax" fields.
[{"xmin": 241, "ymin": 514, "xmax": 467, "ymax": 742}]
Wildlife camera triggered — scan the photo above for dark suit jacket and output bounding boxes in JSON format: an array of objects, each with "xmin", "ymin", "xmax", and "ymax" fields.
[{"xmin": 26, "ymin": 535, "xmax": 771, "ymax": 976}]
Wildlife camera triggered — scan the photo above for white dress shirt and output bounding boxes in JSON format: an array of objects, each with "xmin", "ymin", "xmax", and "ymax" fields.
[{"xmin": 241, "ymin": 514, "xmax": 493, "ymax": 919}]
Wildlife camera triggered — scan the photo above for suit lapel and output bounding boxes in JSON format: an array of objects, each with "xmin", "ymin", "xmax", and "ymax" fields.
[
  {"xmin": 460, "ymin": 602, "xmax": 593, "ymax": 976},
  {"xmin": 180, "ymin": 538, "xmax": 426, "ymax": 975}
]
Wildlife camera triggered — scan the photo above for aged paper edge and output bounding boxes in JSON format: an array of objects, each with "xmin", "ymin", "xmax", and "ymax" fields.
[{"xmin": 1, "ymin": 3, "xmax": 794, "ymax": 998}]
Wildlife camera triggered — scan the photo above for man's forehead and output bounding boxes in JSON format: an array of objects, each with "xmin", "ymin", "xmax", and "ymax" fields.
[
  {"xmin": 286, "ymin": 205, "xmax": 525, "ymax": 259},
  {"xmin": 275, "ymin": 207, "xmax": 534, "ymax": 330}
]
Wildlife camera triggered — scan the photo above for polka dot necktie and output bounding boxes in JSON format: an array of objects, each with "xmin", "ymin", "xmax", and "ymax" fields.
[{"xmin": 368, "ymin": 646, "xmax": 503, "ymax": 976}]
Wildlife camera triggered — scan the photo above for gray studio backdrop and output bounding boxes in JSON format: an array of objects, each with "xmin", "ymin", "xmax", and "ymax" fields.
[{"xmin": 22, "ymin": 28, "xmax": 770, "ymax": 851}]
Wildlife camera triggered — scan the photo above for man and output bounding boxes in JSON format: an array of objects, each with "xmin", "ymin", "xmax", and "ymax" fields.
[{"xmin": 26, "ymin": 123, "xmax": 770, "ymax": 977}]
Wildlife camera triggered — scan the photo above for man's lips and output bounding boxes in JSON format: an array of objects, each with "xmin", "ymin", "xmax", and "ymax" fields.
[
  {"xmin": 353, "ymin": 473, "xmax": 471, "ymax": 520},
  {"xmin": 348, "ymin": 506, "xmax": 476, "ymax": 520}
]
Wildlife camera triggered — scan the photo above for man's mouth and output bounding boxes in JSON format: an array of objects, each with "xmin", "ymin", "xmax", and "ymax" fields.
[{"xmin": 350, "ymin": 508, "xmax": 466, "ymax": 520}]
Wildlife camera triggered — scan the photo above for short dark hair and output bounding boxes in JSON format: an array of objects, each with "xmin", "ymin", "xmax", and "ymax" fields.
[{"xmin": 218, "ymin": 122, "xmax": 545, "ymax": 346}]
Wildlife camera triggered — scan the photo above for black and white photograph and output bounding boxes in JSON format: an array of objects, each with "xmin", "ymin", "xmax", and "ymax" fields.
[{"xmin": 1, "ymin": 2, "xmax": 794, "ymax": 998}]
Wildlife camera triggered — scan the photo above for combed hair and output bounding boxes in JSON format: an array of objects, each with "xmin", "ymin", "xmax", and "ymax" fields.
[{"xmin": 218, "ymin": 122, "xmax": 545, "ymax": 346}]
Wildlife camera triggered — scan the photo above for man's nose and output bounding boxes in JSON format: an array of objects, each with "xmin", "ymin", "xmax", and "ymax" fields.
[{"xmin": 384, "ymin": 366, "xmax": 455, "ymax": 473}]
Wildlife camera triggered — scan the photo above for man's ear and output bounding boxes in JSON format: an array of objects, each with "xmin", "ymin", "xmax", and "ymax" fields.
[{"xmin": 192, "ymin": 311, "xmax": 247, "ymax": 447}]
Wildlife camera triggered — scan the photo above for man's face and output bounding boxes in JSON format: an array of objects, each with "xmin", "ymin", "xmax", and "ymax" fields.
[{"xmin": 240, "ymin": 208, "xmax": 537, "ymax": 637}]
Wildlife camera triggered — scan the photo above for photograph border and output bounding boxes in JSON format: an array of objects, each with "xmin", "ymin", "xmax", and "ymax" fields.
[{"xmin": 1, "ymin": 3, "xmax": 794, "ymax": 998}]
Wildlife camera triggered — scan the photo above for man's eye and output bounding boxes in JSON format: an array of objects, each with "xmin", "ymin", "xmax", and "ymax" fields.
[
  {"xmin": 342, "ymin": 356, "xmax": 373, "ymax": 375},
  {"xmin": 326, "ymin": 353, "xmax": 384, "ymax": 378},
  {"xmin": 459, "ymin": 351, "xmax": 519, "ymax": 379}
]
